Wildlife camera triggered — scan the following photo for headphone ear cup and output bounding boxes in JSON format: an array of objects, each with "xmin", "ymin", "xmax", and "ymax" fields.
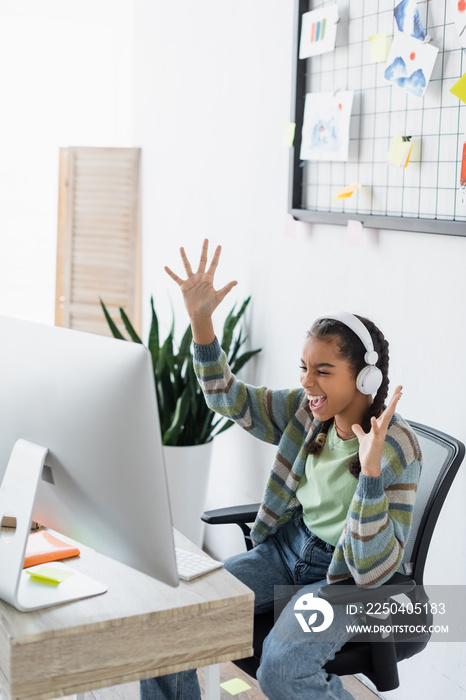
[{"xmin": 356, "ymin": 365, "xmax": 383, "ymax": 395}]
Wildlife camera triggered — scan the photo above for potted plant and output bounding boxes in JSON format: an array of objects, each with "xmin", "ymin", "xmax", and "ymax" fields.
[{"xmin": 100, "ymin": 296, "xmax": 261, "ymax": 545}]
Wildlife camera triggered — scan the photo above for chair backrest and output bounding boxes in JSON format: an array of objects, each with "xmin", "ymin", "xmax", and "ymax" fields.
[{"xmin": 396, "ymin": 421, "xmax": 464, "ymax": 584}]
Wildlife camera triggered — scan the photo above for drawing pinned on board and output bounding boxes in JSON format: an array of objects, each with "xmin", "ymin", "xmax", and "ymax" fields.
[
  {"xmin": 300, "ymin": 91, "xmax": 353, "ymax": 162},
  {"xmin": 394, "ymin": 0, "xmax": 426, "ymax": 40},
  {"xmin": 384, "ymin": 32, "xmax": 438, "ymax": 98},
  {"xmin": 450, "ymin": 71, "xmax": 466, "ymax": 103},
  {"xmin": 452, "ymin": 0, "xmax": 466, "ymax": 48},
  {"xmin": 299, "ymin": 4, "xmax": 339, "ymax": 59},
  {"xmin": 332, "ymin": 183, "xmax": 361, "ymax": 201},
  {"xmin": 387, "ymin": 135, "xmax": 413, "ymax": 167}
]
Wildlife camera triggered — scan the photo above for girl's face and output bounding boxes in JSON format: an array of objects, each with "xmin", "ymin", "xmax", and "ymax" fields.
[{"xmin": 299, "ymin": 334, "xmax": 369, "ymax": 423}]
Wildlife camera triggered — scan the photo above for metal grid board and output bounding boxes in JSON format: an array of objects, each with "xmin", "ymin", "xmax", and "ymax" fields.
[{"xmin": 289, "ymin": 0, "xmax": 466, "ymax": 236}]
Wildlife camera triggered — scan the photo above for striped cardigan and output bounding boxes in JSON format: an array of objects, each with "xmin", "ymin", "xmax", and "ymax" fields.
[{"xmin": 194, "ymin": 338, "xmax": 422, "ymax": 589}]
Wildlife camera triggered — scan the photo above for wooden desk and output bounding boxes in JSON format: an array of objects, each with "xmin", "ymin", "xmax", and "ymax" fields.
[{"xmin": 0, "ymin": 531, "xmax": 254, "ymax": 700}]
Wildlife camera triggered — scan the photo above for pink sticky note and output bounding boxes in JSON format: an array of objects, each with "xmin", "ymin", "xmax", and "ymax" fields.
[
  {"xmin": 285, "ymin": 214, "xmax": 297, "ymax": 238},
  {"xmin": 347, "ymin": 219, "xmax": 363, "ymax": 245},
  {"xmin": 296, "ymin": 220, "xmax": 313, "ymax": 236}
]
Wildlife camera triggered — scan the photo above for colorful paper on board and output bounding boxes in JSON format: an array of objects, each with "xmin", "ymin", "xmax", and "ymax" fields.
[
  {"xmin": 460, "ymin": 141, "xmax": 466, "ymax": 203},
  {"xmin": 220, "ymin": 678, "xmax": 252, "ymax": 695},
  {"xmin": 394, "ymin": 0, "xmax": 426, "ymax": 41},
  {"xmin": 299, "ymin": 4, "xmax": 339, "ymax": 59},
  {"xmin": 461, "ymin": 142, "xmax": 466, "ymax": 185},
  {"xmin": 369, "ymin": 34, "xmax": 392, "ymax": 63},
  {"xmin": 26, "ymin": 565, "xmax": 75, "ymax": 585},
  {"xmin": 452, "ymin": 0, "xmax": 466, "ymax": 48},
  {"xmin": 384, "ymin": 32, "xmax": 438, "ymax": 99},
  {"xmin": 450, "ymin": 72, "xmax": 466, "ymax": 103},
  {"xmin": 283, "ymin": 122, "xmax": 296, "ymax": 147},
  {"xmin": 387, "ymin": 135, "xmax": 413, "ymax": 167},
  {"xmin": 300, "ymin": 91, "xmax": 353, "ymax": 162},
  {"xmin": 332, "ymin": 183, "xmax": 361, "ymax": 201}
]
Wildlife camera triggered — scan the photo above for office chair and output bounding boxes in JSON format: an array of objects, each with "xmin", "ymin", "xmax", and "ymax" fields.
[{"xmin": 202, "ymin": 421, "xmax": 464, "ymax": 692}]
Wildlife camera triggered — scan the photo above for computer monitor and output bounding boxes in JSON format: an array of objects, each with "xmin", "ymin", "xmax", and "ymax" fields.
[{"xmin": 0, "ymin": 315, "xmax": 179, "ymax": 609}]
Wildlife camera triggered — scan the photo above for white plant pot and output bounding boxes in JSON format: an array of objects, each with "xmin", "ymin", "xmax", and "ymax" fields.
[{"xmin": 164, "ymin": 441, "xmax": 213, "ymax": 548}]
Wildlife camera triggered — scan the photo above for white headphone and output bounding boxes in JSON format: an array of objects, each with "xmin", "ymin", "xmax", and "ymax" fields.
[{"xmin": 314, "ymin": 311, "xmax": 383, "ymax": 396}]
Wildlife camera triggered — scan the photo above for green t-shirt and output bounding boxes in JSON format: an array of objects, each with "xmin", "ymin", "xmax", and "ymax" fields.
[{"xmin": 296, "ymin": 423, "xmax": 359, "ymax": 547}]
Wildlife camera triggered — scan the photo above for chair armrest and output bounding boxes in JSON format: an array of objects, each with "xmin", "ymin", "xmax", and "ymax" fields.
[
  {"xmin": 317, "ymin": 572, "xmax": 416, "ymax": 605},
  {"xmin": 201, "ymin": 503, "xmax": 261, "ymax": 525}
]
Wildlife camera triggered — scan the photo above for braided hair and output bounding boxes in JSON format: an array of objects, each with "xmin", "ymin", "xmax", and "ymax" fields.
[{"xmin": 306, "ymin": 315, "xmax": 390, "ymax": 478}]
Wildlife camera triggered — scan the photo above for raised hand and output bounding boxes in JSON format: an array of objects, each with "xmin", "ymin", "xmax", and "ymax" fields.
[
  {"xmin": 351, "ymin": 386, "xmax": 403, "ymax": 477},
  {"xmin": 165, "ymin": 239, "xmax": 237, "ymax": 318},
  {"xmin": 164, "ymin": 239, "xmax": 238, "ymax": 344}
]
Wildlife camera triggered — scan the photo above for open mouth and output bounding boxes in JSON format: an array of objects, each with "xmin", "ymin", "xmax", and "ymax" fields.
[{"xmin": 308, "ymin": 395, "xmax": 327, "ymax": 412}]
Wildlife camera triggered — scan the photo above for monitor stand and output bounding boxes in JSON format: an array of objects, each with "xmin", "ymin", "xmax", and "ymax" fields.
[{"xmin": 0, "ymin": 439, "xmax": 107, "ymax": 611}]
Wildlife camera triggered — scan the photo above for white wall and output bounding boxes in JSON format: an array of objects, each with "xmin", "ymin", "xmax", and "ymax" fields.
[
  {"xmin": 0, "ymin": 0, "xmax": 464, "ymax": 697},
  {"xmin": 0, "ymin": 0, "xmax": 133, "ymax": 324},
  {"xmin": 134, "ymin": 2, "xmax": 466, "ymax": 698}
]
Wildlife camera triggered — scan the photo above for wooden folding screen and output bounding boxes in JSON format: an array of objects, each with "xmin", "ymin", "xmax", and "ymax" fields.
[{"xmin": 55, "ymin": 147, "xmax": 141, "ymax": 336}]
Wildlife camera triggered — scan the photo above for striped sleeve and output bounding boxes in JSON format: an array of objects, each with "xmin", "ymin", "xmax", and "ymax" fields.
[
  {"xmin": 332, "ymin": 420, "xmax": 422, "ymax": 588},
  {"xmin": 193, "ymin": 337, "xmax": 302, "ymax": 445}
]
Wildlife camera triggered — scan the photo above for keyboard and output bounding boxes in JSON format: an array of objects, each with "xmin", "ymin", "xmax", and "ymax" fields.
[{"xmin": 175, "ymin": 547, "xmax": 224, "ymax": 581}]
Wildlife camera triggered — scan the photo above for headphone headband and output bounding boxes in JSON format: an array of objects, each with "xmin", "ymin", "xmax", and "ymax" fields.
[{"xmin": 314, "ymin": 311, "xmax": 379, "ymax": 366}]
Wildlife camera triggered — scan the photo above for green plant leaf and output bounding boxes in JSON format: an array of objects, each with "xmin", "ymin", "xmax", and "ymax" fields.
[
  {"xmin": 100, "ymin": 299, "xmax": 126, "ymax": 340},
  {"xmin": 119, "ymin": 307, "xmax": 143, "ymax": 344},
  {"xmin": 178, "ymin": 324, "xmax": 193, "ymax": 362},
  {"xmin": 220, "ymin": 303, "xmax": 237, "ymax": 354},
  {"xmin": 154, "ymin": 381, "xmax": 164, "ymax": 425},
  {"xmin": 148, "ymin": 296, "xmax": 160, "ymax": 369},
  {"xmin": 212, "ymin": 419, "xmax": 234, "ymax": 437},
  {"xmin": 221, "ymin": 296, "xmax": 251, "ymax": 355},
  {"xmin": 231, "ymin": 348, "xmax": 262, "ymax": 375},
  {"xmin": 228, "ymin": 327, "xmax": 246, "ymax": 365},
  {"xmin": 234, "ymin": 296, "xmax": 251, "ymax": 323},
  {"xmin": 198, "ymin": 408, "xmax": 216, "ymax": 444},
  {"xmin": 162, "ymin": 388, "xmax": 192, "ymax": 445},
  {"xmin": 158, "ymin": 325, "xmax": 174, "ymax": 372},
  {"xmin": 103, "ymin": 293, "xmax": 260, "ymax": 445}
]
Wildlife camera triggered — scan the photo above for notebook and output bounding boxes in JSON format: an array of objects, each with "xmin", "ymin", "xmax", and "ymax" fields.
[{"xmin": 23, "ymin": 530, "xmax": 81, "ymax": 569}]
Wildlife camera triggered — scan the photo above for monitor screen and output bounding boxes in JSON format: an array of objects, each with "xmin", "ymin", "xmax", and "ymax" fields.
[{"xmin": 0, "ymin": 315, "xmax": 179, "ymax": 588}]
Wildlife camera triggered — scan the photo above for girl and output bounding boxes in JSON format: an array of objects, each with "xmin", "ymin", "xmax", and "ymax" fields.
[{"xmin": 141, "ymin": 240, "xmax": 422, "ymax": 700}]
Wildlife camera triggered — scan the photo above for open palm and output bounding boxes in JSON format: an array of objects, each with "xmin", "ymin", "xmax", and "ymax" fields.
[
  {"xmin": 165, "ymin": 239, "xmax": 237, "ymax": 318},
  {"xmin": 352, "ymin": 385, "xmax": 403, "ymax": 476}
]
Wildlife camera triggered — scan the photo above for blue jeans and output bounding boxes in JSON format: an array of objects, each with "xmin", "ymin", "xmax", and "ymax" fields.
[{"xmin": 140, "ymin": 514, "xmax": 365, "ymax": 699}]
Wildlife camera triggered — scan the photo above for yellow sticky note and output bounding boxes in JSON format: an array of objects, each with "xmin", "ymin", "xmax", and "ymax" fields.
[
  {"xmin": 26, "ymin": 566, "xmax": 74, "ymax": 585},
  {"xmin": 369, "ymin": 34, "xmax": 392, "ymax": 63},
  {"xmin": 332, "ymin": 183, "xmax": 361, "ymax": 201},
  {"xmin": 283, "ymin": 122, "xmax": 296, "ymax": 147},
  {"xmin": 450, "ymin": 72, "xmax": 466, "ymax": 104},
  {"xmin": 387, "ymin": 135, "xmax": 412, "ymax": 167},
  {"xmin": 220, "ymin": 678, "xmax": 252, "ymax": 695},
  {"xmin": 403, "ymin": 143, "xmax": 413, "ymax": 166}
]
